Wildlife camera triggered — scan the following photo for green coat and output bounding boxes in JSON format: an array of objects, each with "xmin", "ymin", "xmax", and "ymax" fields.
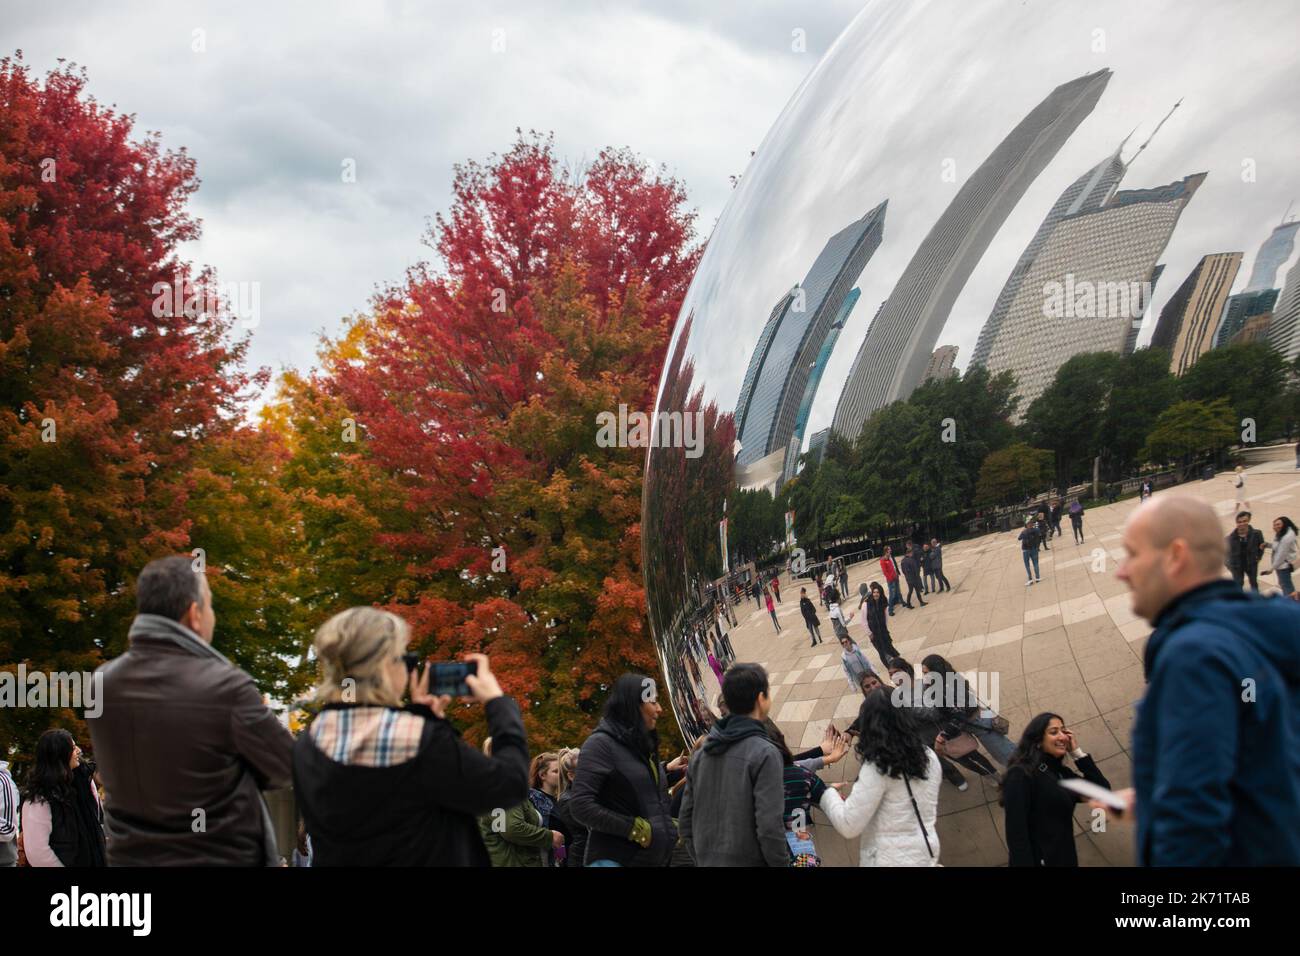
[{"xmin": 478, "ymin": 800, "xmax": 550, "ymax": 867}]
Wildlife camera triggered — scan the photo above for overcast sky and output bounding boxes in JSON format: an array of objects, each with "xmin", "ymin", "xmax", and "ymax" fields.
[{"xmin": 5, "ymin": 0, "xmax": 863, "ymax": 398}]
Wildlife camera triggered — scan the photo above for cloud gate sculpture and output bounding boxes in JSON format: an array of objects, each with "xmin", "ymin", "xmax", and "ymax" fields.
[{"xmin": 641, "ymin": 0, "xmax": 1300, "ymax": 754}]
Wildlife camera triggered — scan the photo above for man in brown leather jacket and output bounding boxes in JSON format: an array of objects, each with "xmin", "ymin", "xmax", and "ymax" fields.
[{"xmin": 87, "ymin": 556, "xmax": 294, "ymax": 865}]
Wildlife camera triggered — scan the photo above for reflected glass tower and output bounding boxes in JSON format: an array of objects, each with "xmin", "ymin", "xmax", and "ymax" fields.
[
  {"xmin": 831, "ymin": 68, "xmax": 1112, "ymax": 441},
  {"xmin": 805, "ymin": 427, "xmax": 830, "ymax": 466},
  {"xmin": 1269, "ymin": 257, "xmax": 1300, "ymax": 363},
  {"xmin": 782, "ymin": 287, "xmax": 860, "ymax": 484},
  {"xmin": 1244, "ymin": 220, "xmax": 1300, "ymax": 292},
  {"xmin": 734, "ymin": 202, "xmax": 885, "ymax": 482},
  {"xmin": 1215, "ymin": 287, "xmax": 1280, "ymax": 348}
]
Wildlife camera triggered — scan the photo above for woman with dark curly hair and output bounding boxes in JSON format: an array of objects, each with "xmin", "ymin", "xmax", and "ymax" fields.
[
  {"xmin": 922, "ymin": 653, "xmax": 1015, "ymax": 765},
  {"xmin": 817, "ymin": 688, "xmax": 941, "ymax": 866},
  {"xmin": 1000, "ymin": 712, "xmax": 1111, "ymax": 867}
]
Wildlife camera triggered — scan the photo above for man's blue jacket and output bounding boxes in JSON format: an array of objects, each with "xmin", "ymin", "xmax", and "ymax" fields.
[{"xmin": 1133, "ymin": 579, "xmax": 1300, "ymax": 865}]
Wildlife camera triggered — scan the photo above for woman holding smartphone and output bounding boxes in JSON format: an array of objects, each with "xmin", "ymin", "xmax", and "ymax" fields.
[
  {"xmin": 999, "ymin": 712, "xmax": 1111, "ymax": 867},
  {"xmin": 292, "ymin": 606, "xmax": 534, "ymax": 866}
]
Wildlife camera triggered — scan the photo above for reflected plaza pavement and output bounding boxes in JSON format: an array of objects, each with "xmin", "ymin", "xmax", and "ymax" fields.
[{"xmin": 723, "ymin": 448, "xmax": 1299, "ymax": 866}]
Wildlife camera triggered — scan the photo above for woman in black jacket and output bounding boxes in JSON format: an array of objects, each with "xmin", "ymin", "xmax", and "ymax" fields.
[
  {"xmin": 293, "ymin": 607, "xmax": 531, "ymax": 866},
  {"xmin": 567, "ymin": 673, "xmax": 686, "ymax": 867},
  {"xmin": 860, "ymin": 582, "xmax": 900, "ymax": 666},
  {"xmin": 1000, "ymin": 712, "xmax": 1111, "ymax": 866},
  {"xmin": 20, "ymin": 729, "xmax": 106, "ymax": 867},
  {"xmin": 798, "ymin": 587, "xmax": 823, "ymax": 646}
]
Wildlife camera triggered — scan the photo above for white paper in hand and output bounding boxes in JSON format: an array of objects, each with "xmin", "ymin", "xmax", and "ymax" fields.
[{"xmin": 1059, "ymin": 778, "xmax": 1126, "ymax": 810}]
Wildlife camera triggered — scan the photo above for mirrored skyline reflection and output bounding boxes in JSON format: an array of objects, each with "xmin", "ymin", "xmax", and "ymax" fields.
[{"xmin": 643, "ymin": 0, "xmax": 1300, "ymax": 741}]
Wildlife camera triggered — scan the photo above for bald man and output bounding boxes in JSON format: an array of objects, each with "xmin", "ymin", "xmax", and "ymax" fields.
[{"xmin": 1114, "ymin": 496, "xmax": 1300, "ymax": 866}]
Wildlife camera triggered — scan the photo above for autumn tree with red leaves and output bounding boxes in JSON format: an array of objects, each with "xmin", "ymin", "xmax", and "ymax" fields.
[
  {"xmin": 0, "ymin": 56, "xmax": 266, "ymax": 763},
  {"xmin": 283, "ymin": 132, "xmax": 701, "ymax": 748}
]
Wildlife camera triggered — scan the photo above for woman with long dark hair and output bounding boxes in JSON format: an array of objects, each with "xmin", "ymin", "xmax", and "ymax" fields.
[
  {"xmin": 860, "ymin": 581, "xmax": 900, "ymax": 667},
  {"xmin": 922, "ymin": 653, "xmax": 1015, "ymax": 765},
  {"xmin": 886, "ymin": 657, "xmax": 975, "ymax": 790},
  {"xmin": 19, "ymin": 729, "xmax": 106, "ymax": 867},
  {"xmin": 818, "ymin": 688, "xmax": 941, "ymax": 866},
  {"xmin": 1000, "ymin": 712, "xmax": 1111, "ymax": 866},
  {"xmin": 567, "ymin": 673, "xmax": 685, "ymax": 866},
  {"xmin": 1263, "ymin": 515, "xmax": 1298, "ymax": 597}
]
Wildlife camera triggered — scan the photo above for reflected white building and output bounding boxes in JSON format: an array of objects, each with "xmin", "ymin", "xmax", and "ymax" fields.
[
  {"xmin": 972, "ymin": 145, "xmax": 1128, "ymax": 367},
  {"xmin": 1244, "ymin": 220, "xmax": 1300, "ymax": 292},
  {"xmin": 981, "ymin": 171, "xmax": 1204, "ymax": 420},
  {"xmin": 1269, "ymin": 257, "xmax": 1300, "ymax": 363}
]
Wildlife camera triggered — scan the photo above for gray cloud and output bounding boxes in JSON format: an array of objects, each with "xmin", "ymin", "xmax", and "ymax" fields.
[{"xmin": 8, "ymin": 0, "xmax": 859, "ymax": 396}]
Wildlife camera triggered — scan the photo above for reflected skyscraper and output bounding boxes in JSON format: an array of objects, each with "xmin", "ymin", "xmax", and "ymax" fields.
[
  {"xmin": 1215, "ymin": 287, "xmax": 1280, "ymax": 348},
  {"xmin": 1124, "ymin": 262, "xmax": 1164, "ymax": 354},
  {"xmin": 922, "ymin": 344, "xmax": 960, "ymax": 383},
  {"xmin": 832, "ymin": 68, "xmax": 1112, "ymax": 441},
  {"xmin": 972, "ymin": 143, "xmax": 1129, "ymax": 367},
  {"xmin": 783, "ymin": 287, "xmax": 860, "ymax": 484},
  {"xmin": 1229, "ymin": 311, "xmax": 1274, "ymax": 345},
  {"xmin": 980, "ymin": 171, "xmax": 1205, "ymax": 420},
  {"xmin": 805, "ymin": 427, "xmax": 830, "ymax": 466},
  {"xmin": 1148, "ymin": 252, "xmax": 1243, "ymax": 374},
  {"xmin": 1244, "ymin": 220, "xmax": 1300, "ymax": 292},
  {"xmin": 735, "ymin": 202, "xmax": 885, "ymax": 487},
  {"xmin": 1269, "ymin": 257, "xmax": 1300, "ymax": 363}
]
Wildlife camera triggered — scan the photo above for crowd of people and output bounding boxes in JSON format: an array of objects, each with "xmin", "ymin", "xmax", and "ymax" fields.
[{"xmin": 1, "ymin": 492, "xmax": 1296, "ymax": 869}]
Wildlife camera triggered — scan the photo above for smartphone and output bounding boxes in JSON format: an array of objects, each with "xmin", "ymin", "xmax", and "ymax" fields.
[
  {"xmin": 429, "ymin": 660, "xmax": 478, "ymax": 697},
  {"xmin": 1059, "ymin": 778, "xmax": 1127, "ymax": 811}
]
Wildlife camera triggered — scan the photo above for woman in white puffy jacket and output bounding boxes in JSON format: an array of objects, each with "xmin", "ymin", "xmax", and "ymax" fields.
[{"xmin": 820, "ymin": 687, "xmax": 941, "ymax": 866}]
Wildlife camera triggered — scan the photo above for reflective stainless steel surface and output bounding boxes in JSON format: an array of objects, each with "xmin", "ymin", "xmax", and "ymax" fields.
[{"xmin": 642, "ymin": 0, "xmax": 1300, "ymax": 741}]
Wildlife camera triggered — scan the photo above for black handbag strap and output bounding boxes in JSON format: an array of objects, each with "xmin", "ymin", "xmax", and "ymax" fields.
[{"xmin": 902, "ymin": 774, "xmax": 934, "ymax": 859}]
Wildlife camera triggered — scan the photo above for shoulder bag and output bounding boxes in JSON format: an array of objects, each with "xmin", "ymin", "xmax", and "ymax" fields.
[
  {"xmin": 938, "ymin": 728, "xmax": 978, "ymax": 757},
  {"xmin": 902, "ymin": 773, "xmax": 934, "ymax": 860}
]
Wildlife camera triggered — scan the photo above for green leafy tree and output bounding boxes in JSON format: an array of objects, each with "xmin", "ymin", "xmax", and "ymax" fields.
[
  {"xmin": 727, "ymin": 487, "xmax": 784, "ymax": 565},
  {"xmin": 1022, "ymin": 352, "xmax": 1120, "ymax": 488},
  {"xmin": 1141, "ymin": 399, "xmax": 1237, "ymax": 465},
  {"xmin": 1180, "ymin": 343, "xmax": 1290, "ymax": 440},
  {"xmin": 975, "ymin": 443, "xmax": 1055, "ymax": 506},
  {"xmin": 1097, "ymin": 347, "xmax": 1178, "ymax": 475}
]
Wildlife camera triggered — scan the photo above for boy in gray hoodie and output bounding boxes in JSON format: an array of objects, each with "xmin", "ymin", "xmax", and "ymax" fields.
[{"xmin": 678, "ymin": 663, "xmax": 789, "ymax": 866}]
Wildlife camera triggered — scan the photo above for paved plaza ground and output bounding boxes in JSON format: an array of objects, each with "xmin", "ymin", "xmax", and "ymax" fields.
[{"xmin": 724, "ymin": 447, "xmax": 1300, "ymax": 866}]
